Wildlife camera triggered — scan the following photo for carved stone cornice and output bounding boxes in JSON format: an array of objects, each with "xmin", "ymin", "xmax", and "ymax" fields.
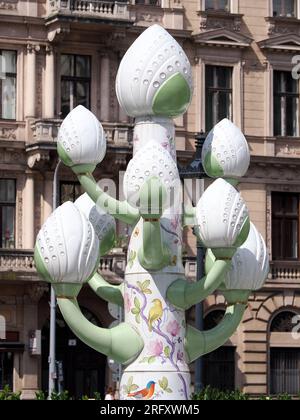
[
  {"xmin": 46, "ymin": 21, "xmax": 71, "ymax": 43},
  {"xmin": 27, "ymin": 44, "xmax": 40, "ymax": 54},
  {"xmin": 27, "ymin": 150, "xmax": 50, "ymax": 170},
  {"xmin": 265, "ymin": 16, "xmax": 300, "ymax": 36}
]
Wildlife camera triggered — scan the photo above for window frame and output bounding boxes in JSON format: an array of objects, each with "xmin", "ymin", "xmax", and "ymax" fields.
[
  {"xmin": 0, "ymin": 49, "xmax": 17, "ymax": 121},
  {"xmin": 271, "ymin": 0, "xmax": 299, "ymax": 18},
  {"xmin": 199, "ymin": 0, "xmax": 239, "ymax": 13},
  {"xmin": 0, "ymin": 179, "xmax": 16, "ymax": 249},
  {"xmin": 59, "ymin": 180, "xmax": 82, "ymax": 205},
  {"xmin": 271, "ymin": 191, "xmax": 300, "ymax": 261},
  {"xmin": 273, "ymin": 70, "xmax": 300, "ymax": 137},
  {"xmin": 60, "ymin": 53, "xmax": 91, "ymax": 118},
  {"xmin": 205, "ymin": 64, "xmax": 233, "ymax": 132}
]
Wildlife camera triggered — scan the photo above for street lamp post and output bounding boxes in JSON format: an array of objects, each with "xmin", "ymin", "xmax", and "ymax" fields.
[
  {"xmin": 178, "ymin": 131, "xmax": 207, "ymax": 394},
  {"xmin": 48, "ymin": 159, "xmax": 62, "ymax": 398}
]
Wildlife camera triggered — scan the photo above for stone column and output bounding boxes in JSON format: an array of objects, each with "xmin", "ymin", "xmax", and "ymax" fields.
[
  {"xmin": 44, "ymin": 46, "xmax": 55, "ymax": 119},
  {"xmin": 100, "ymin": 54, "xmax": 110, "ymax": 122},
  {"xmin": 25, "ymin": 44, "xmax": 39, "ymax": 118},
  {"xmin": 23, "ymin": 173, "xmax": 35, "ymax": 249},
  {"xmin": 43, "ymin": 176, "xmax": 53, "ymax": 223},
  {"xmin": 21, "ymin": 284, "xmax": 47, "ymax": 400}
]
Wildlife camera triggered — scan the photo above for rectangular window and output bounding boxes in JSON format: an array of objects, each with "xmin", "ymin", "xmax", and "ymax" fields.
[
  {"xmin": 203, "ymin": 347, "xmax": 235, "ymax": 391},
  {"xmin": 273, "ymin": 0, "xmax": 296, "ymax": 17},
  {"xmin": 270, "ymin": 348, "xmax": 300, "ymax": 395},
  {"xmin": 135, "ymin": 0, "xmax": 161, "ymax": 4},
  {"xmin": 60, "ymin": 54, "xmax": 91, "ymax": 118},
  {"xmin": 60, "ymin": 181, "xmax": 82, "ymax": 205},
  {"xmin": 205, "ymin": 65, "xmax": 233, "ymax": 131},
  {"xmin": 274, "ymin": 71, "xmax": 299, "ymax": 137},
  {"xmin": 205, "ymin": 0, "xmax": 230, "ymax": 11},
  {"xmin": 272, "ymin": 192, "xmax": 299, "ymax": 260},
  {"xmin": 0, "ymin": 179, "xmax": 16, "ymax": 249},
  {"xmin": 0, "ymin": 50, "xmax": 17, "ymax": 120}
]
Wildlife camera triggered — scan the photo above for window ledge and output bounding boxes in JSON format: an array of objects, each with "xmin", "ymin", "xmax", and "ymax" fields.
[
  {"xmin": 198, "ymin": 10, "xmax": 243, "ymax": 19},
  {"xmin": 265, "ymin": 16, "xmax": 300, "ymax": 36},
  {"xmin": 266, "ymin": 16, "xmax": 299, "ymax": 23}
]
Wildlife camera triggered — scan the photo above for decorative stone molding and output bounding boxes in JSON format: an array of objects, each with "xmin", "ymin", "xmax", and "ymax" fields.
[
  {"xmin": 27, "ymin": 283, "xmax": 48, "ymax": 303},
  {"xmin": 27, "ymin": 150, "xmax": 50, "ymax": 169},
  {"xmin": 198, "ymin": 10, "xmax": 243, "ymax": 33},
  {"xmin": 27, "ymin": 44, "xmax": 40, "ymax": 54},
  {"xmin": 0, "ymin": 1, "xmax": 16, "ymax": 10},
  {"xmin": 31, "ymin": 119, "xmax": 61, "ymax": 143},
  {"xmin": 193, "ymin": 28, "xmax": 252, "ymax": 49},
  {"xmin": 265, "ymin": 16, "xmax": 300, "ymax": 36},
  {"xmin": 47, "ymin": 22, "xmax": 71, "ymax": 43},
  {"xmin": 258, "ymin": 33, "xmax": 300, "ymax": 52},
  {"xmin": 0, "ymin": 149, "xmax": 25, "ymax": 165},
  {"xmin": 0, "ymin": 250, "xmax": 35, "ymax": 273},
  {"xmin": 0, "ymin": 127, "xmax": 16, "ymax": 140}
]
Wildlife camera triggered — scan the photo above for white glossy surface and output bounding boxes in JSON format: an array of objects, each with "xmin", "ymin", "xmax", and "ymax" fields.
[
  {"xmin": 123, "ymin": 141, "xmax": 181, "ymax": 210},
  {"xmin": 57, "ymin": 105, "xmax": 106, "ymax": 166},
  {"xmin": 202, "ymin": 118, "xmax": 250, "ymax": 178},
  {"xmin": 116, "ymin": 24, "xmax": 192, "ymax": 117},
  {"xmin": 196, "ymin": 178, "xmax": 249, "ymax": 248},
  {"xmin": 225, "ymin": 223, "xmax": 269, "ymax": 290},
  {"xmin": 36, "ymin": 202, "xmax": 99, "ymax": 283},
  {"xmin": 75, "ymin": 193, "xmax": 116, "ymax": 242}
]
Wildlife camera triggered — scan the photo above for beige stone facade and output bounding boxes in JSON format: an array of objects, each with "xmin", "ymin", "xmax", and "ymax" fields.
[{"xmin": 1, "ymin": 0, "xmax": 300, "ymax": 399}]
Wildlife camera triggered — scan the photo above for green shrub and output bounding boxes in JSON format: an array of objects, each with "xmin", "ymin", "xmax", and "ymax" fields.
[
  {"xmin": 192, "ymin": 386, "xmax": 249, "ymax": 400},
  {"xmin": 0, "ymin": 385, "xmax": 21, "ymax": 400}
]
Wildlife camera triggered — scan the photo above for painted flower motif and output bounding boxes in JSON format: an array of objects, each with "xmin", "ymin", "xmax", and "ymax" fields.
[
  {"xmin": 166, "ymin": 320, "xmax": 180, "ymax": 337},
  {"xmin": 177, "ymin": 351, "xmax": 184, "ymax": 362},
  {"xmin": 147, "ymin": 340, "xmax": 163, "ymax": 357},
  {"xmin": 124, "ymin": 293, "xmax": 132, "ymax": 313}
]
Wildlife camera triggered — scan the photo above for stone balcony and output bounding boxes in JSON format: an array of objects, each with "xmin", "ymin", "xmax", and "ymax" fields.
[
  {"xmin": 47, "ymin": 0, "xmax": 132, "ymax": 22},
  {"xmin": 29, "ymin": 118, "xmax": 132, "ymax": 147},
  {"xmin": 269, "ymin": 261, "xmax": 300, "ymax": 284},
  {"xmin": 0, "ymin": 249, "xmax": 197, "ymax": 282}
]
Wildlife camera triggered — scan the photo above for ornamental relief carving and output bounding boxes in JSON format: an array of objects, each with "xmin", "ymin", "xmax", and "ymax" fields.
[
  {"xmin": 0, "ymin": 150, "xmax": 25, "ymax": 165},
  {"xmin": 0, "ymin": 1, "xmax": 17, "ymax": 10},
  {"xmin": 199, "ymin": 15, "xmax": 242, "ymax": 32},
  {"xmin": 0, "ymin": 127, "xmax": 17, "ymax": 140}
]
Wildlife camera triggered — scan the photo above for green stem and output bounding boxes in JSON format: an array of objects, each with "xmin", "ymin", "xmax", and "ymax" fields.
[
  {"xmin": 88, "ymin": 272, "xmax": 124, "ymax": 306},
  {"xmin": 77, "ymin": 173, "xmax": 140, "ymax": 225},
  {"xmin": 57, "ymin": 298, "xmax": 143, "ymax": 364},
  {"xmin": 185, "ymin": 303, "xmax": 246, "ymax": 363},
  {"xmin": 167, "ymin": 260, "xmax": 231, "ymax": 310},
  {"xmin": 138, "ymin": 220, "xmax": 170, "ymax": 271}
]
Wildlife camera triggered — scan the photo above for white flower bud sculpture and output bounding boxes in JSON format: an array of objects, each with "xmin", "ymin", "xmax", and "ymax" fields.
[
  {"xmin": 116, "ymin": 24, "xmax": 193, "ymax": 118},
  {"xmin": 196, "ymin": 178, "xmax": 250, "ymax": 249},
  {"xmin": 57, "ymin": 105, "xmax": 107, "ymax": 174},
  {"xmin": 202, "ymin": 119, "xmax": 250, "ymax": 179},
  {"xmin": 34, "ymin": 25, "xmax": 270, "ymax": 401},
  {"xmin": 34, "ymin": 202, "xmax": 100, "ymax": 286},
  {"xmin": 123, "ymin": 140, "xmax": 181, "ymax": 210},
  {"xmin": 75, "ymin": 193, "xmax": 116, "ymax": 256},
  {"xmin": 224, "ymin": 223, "xmax": 269, "ymax": 290}
]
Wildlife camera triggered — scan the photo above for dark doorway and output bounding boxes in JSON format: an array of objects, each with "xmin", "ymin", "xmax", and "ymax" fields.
[
  {"xmin": 0, "ymin": 352, "xmax": 13, "ymax": 390},
  {"xmin": 42, "ymin": 307, "xmax": 106, "ymax": 399},
  {"xmin": 203, "ymin": 309, "xmax": 236, "ymax": 391}
]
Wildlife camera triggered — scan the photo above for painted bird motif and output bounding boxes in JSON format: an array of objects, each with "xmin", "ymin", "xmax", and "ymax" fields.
[
  {"xmin": 128, "ymin": 381, "xmax": 156, "ymax": 400},
  {"xmin": 148, "ymin": 299, "xmax": 163, "ymax": 332}
]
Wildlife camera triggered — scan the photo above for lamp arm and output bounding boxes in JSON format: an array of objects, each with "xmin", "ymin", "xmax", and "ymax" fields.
[
  {"xmin": 185, "ymin": 302, "xmax": 247, "ymax": 363},
  {"xmin": 167, "ymin": 259, "xmax": 231, "ymax": 310},
  {"xmin": 88, "ymin": 272, "xmax": 124, "ymax": 306},
  {"xmin": 138, "ymin": 220, "xmax": 170, "ymax": 271},
  {"xmin": 183, "ymin": 205, "xmax": 196, "ymax": 227},
  {"xmin": 57, "ymin": 297, "xmax": 144, "ymax": 364},
  {"xmin": 77, "ymin": 173, "xmax": 140, "ymax": 225}
]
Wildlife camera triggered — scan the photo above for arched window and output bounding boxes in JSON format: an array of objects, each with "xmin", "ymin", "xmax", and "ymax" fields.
[
  {"xmin": 203, "ymin": 309, "xmax": 235, "ymax": 391},
  {"xmin": 269, "ymin": 311, "xmax": 300, "ymax": 395}
]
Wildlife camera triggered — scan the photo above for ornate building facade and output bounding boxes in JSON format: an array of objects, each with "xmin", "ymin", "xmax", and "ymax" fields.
[{"xmin": 0, "ymin": 0, "xmax": 300, "ymax": 399}]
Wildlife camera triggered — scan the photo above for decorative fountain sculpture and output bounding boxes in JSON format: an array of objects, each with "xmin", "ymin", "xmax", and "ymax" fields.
[{"xmin": 34, "ymin": 24, "xmax": 269, "ymax": 400}]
